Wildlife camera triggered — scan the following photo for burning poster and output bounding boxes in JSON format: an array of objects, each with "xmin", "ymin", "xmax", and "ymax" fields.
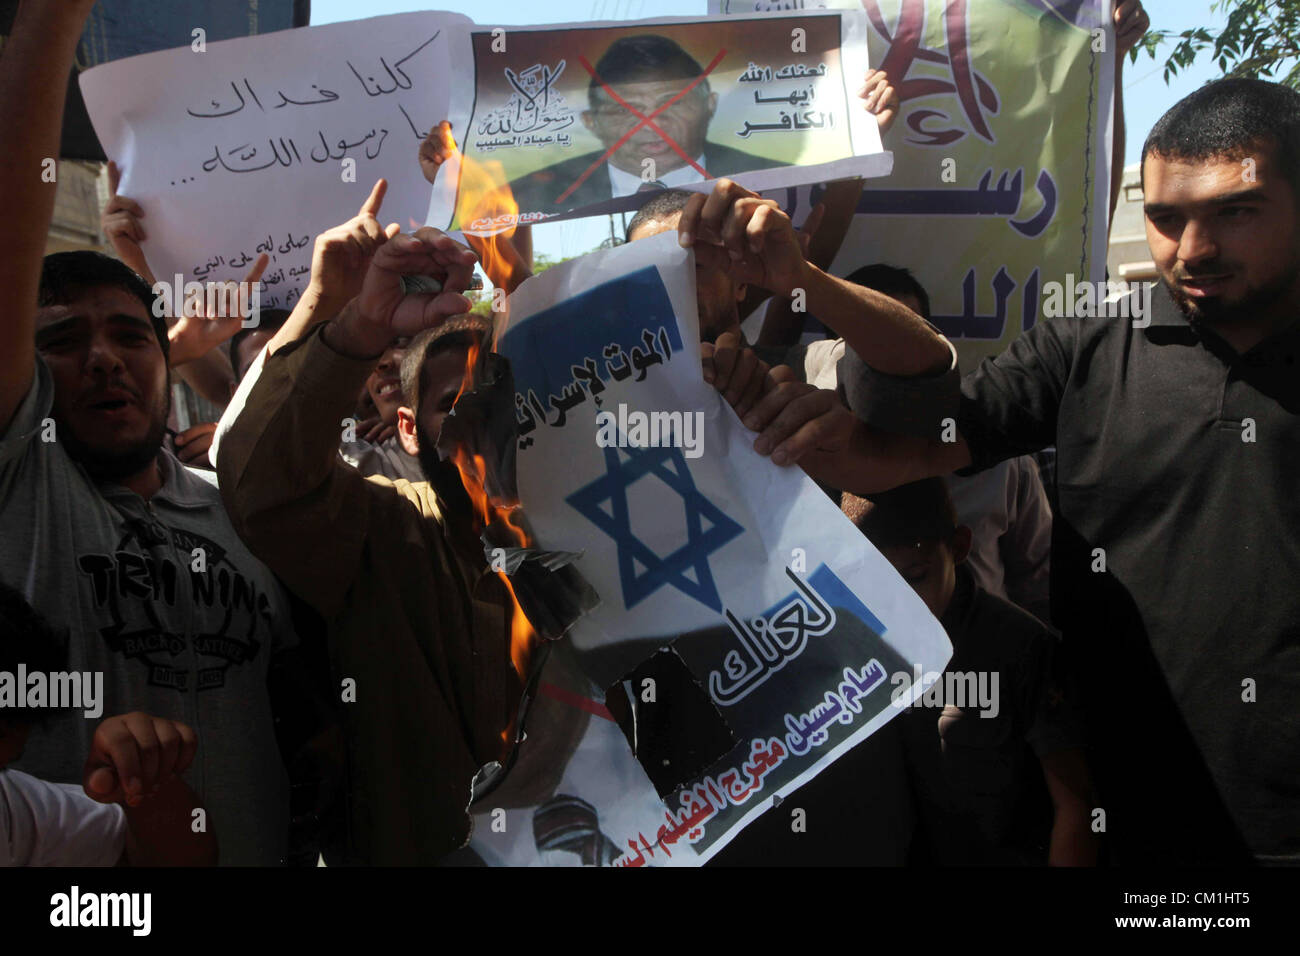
[
  {"xmin": 79, "ymin": 11, "xmax": 467, "ymax": 312},
  {"xmin": 458, "ymin": 231, "xmax": 950, "ymax": 865},
  {"xmin": 427, "ymin": 9, "xmax": 891, "ymax": 233}
]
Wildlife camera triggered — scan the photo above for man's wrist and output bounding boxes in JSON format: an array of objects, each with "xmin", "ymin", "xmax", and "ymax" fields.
[
  {"xmin": 304, "ymin": 281, "xmax": 351, "ymax": 317},
  {"xmin": 797, "ymin": 262, "xmax": 831, "ymax": 305},
  {"xmin": 322, "ymin": 303, "xmax": 389, "ymax": 360}
]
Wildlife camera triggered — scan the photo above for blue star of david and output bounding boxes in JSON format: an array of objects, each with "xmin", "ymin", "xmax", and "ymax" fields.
[{"xmin": 566, "ymin": 439, "xmax": 743, "ymax": 612}]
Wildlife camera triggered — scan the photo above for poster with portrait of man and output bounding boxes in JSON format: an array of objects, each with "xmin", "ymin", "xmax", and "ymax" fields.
[{"xmin": 429, "ymin": 10, "xmax": 891, "ymax": 232}]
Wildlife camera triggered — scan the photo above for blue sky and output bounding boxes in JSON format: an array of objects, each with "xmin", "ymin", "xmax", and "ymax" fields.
[{"xmin": 309, "ymin": 0, "xmax": 1246, "ymax": 257}]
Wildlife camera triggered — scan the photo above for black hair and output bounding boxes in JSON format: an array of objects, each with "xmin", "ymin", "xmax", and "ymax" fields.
[
  {"xmin": 589, "ymin": 35, "xmax": 709, "ymax": 101},
  {"xmin": 841, "ymin": 478, "xmax": 958, "ymax": 548},
  {"xmin": 625, "ymin": 188, "xmax": 696, "ymax": 242},
  {"xmin": 0, "ymin": 581, "xmax": 71, "ymax": 727},
  {"xmin": 39, "ymin": 251, "xmax": 168, "ymax": 362},
  {"xmin": 1141, "ymin": 78, "xmax": 1300, "ymax": 197},
  {"xmin": 401, "ymin": 316, "xmax": 493, "ymax": 411},
  {"xmin": 230, "ymin": 308, "xmax": 292, "ymax": 380},
  {"xmin": 844, "ymin": 263, "xmax": 932, "ymax": 319}
]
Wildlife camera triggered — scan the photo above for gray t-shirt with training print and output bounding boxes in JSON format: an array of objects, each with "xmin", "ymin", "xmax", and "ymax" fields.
[{"xmin": 0, "ymin": 358, "xmax": 293, "ymax": 866}]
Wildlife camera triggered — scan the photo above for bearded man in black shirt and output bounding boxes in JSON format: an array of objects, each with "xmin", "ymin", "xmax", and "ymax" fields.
[{"xmin": 740, "ymin": 78, "xmax": 1300, "ymax": 864}]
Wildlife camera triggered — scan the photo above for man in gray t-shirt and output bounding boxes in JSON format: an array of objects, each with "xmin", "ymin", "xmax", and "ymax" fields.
[
  {"xmin": 0, "ymin": 250, "xmax": 294, "ymax": 866},
  {"xmin": 0, "ymin": 1, "xmax": 288, "ymax": 865}
]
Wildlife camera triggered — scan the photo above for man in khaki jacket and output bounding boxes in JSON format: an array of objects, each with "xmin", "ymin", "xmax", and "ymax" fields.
[{"xmin": 215, "ymin": 220, "xmax": 521, "ymax": 864}]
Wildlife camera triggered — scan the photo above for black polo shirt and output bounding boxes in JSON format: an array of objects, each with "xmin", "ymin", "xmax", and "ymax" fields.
[
  {"xmin": 951, "ymin": 284, "xmax": 1300, "ymax": 863},
  {"xmin": 898, "ymin": 564, "xmax": 1083, "ymax": 866}
]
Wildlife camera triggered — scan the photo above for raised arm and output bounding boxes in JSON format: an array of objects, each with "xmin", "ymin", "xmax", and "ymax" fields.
[
  {"xmin": 216, "ymin": 227, "xmax": 475, "ymax": 614},
  {"xmin": 800, "ymin": 68, "xmax": 897, "ymax": 273},
  {"xmin": 0, "ymin": 0, "xmax": 98, "ymax": 431},
  {"xmin": 265, "ymin": 178, "xmax": 400, "ymax": 358},
  {"xmin": 679, "ymin": 179, "xmax": 953, "ymax": 377},
  {"xmin": 1110, "ymin": 1, "xmax": 1150, "ymax": 228},
  {"xmin": 756, "ymin": 68, "xmax": 896, "ymax": 346},
  {"xmin": 101, "ymin": 161, "xmax": 155, "ymax": 283}
]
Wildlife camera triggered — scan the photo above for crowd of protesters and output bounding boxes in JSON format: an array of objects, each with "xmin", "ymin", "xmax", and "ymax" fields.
[{"xmin": 2, "ymin": 0, "xmax": 1296, "ymax": 868}]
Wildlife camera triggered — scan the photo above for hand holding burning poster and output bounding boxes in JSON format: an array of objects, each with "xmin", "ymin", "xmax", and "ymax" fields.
[
  {"xmin": 428, "ymin": 9, "xmax": 892, "ymax": 232},
  {"xmin": 460, "ymin": 231, "xmax": 951, "ymax": 865}
]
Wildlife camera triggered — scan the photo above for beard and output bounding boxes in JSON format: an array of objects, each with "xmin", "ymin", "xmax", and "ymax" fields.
[
  {"xmin": 63, "ymin": 418, "xmax": 167, "ymax": 483},
  {"xmin": 61, "ymin": 391, "xmax": 170, "ymax": 484},
  {"xmin": 1162, "ymin": 253, "xmax": 1300, "ymax": 326}
]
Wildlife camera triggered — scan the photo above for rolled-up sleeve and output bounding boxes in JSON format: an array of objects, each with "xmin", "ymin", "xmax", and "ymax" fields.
[{"xmin": 838, "ymin": 328, "xmax": 961, "ymax": 437}]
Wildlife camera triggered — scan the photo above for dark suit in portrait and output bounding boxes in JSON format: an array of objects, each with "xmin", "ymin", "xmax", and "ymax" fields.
[{"xmin": 509, "ymin": 140, "xmax": 785, "ymax": 214}]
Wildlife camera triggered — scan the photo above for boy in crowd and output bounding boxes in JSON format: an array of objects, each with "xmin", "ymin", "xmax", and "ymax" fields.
[
  {"xmin": 845, "ymin": 264, "xmax": 1054, "ymax": 624},
  {"xmin": 843, "ymin": 481, "xmax": 1095, "ymax": 865}
]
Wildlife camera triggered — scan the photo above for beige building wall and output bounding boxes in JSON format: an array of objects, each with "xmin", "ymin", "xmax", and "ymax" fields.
[
  {"xmin": 45, "ymin": 160, "xmax": 109, "ymax": 255},
  {"xmin": 1107, "ymin": 162, "xmax": 1157, "ymax": 284}
]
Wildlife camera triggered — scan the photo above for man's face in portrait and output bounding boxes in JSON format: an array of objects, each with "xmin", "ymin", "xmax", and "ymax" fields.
[{"xmin": 583, "ymin": 77, "xmax": 718, "ymax": 177}]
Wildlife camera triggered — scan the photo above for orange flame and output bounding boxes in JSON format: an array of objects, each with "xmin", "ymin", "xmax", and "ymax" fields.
[
  {"xmin": 439, "ymin": 128, "xmax": 546, "ymax": 746},
  {"xmin": 442, "ymin": 124, "xmax": 530, "ymax": 329},
  {"xmin": 449, "ymin": 439, "xmax": 535, "ymax": 677}
]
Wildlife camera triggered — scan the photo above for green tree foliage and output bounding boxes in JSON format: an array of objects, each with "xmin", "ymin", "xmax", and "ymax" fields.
[{"xmin": 1134, "ymin": 0, "xmax": 1300, "ymax": 87}]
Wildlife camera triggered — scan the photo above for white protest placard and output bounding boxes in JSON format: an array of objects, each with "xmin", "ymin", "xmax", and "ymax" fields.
[
  {"xmin": 466, "ymin": 232, "xmax": 951, "ymax": 864},
  {"xmin": 80, "ymin": 12, "xmax": 469, "ymax": 313}
]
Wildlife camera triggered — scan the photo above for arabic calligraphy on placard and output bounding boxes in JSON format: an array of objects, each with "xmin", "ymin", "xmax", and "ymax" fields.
[
  {"xmin": 466, "ymin": 210, "xmax": 556, "ymax": 234},
  {"xmin": 733, "ymin": 61, "xmax": 835, "ymax": 138},
  {"xmin": 475, "ymin": 60, "xmax": 579, "ymax": 153},
  {"xmin": 863, "ymin": 0, "xmax": 1000, "ymax": 147},
  {"xmin": 707, "ymin": 566, "xmax": 837, "ymax": 706},
  {"xmin": 613, "ymin": 735, "xmax": 788, "ymax": 867},
  {"xmin": 187, "ymin": 231, "xmax": 313, "ymax": 311},
  {"xmin": 177, "ymin": 33, "xmax": 440, "ymax": 183},
  {"xmin": 928, "ymin": 264, "xmax": 1042, "ymax": 339},
  {"xmin": 856, "ymin": 167, "xmax": 1058, "ymax": 238},
  {"xmin": 514, "ymin": 326, "xmax": 675, "ymax": 448},
  {"xmin": 613, "ymin": 655, "xmax": 886, "ymax": 866},
  {"xmin": 782, "ymin": 659, "xmax": 887, "ymax": 756},
  {"xmin": 196, "ymin": 127, "xmax": 391, "ymax": 176}
]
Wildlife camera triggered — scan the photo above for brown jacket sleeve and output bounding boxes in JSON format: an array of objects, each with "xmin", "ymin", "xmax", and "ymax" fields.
[{"xmin": 216, "ymin": 324, "xmax": 383, "ymax": 618}]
